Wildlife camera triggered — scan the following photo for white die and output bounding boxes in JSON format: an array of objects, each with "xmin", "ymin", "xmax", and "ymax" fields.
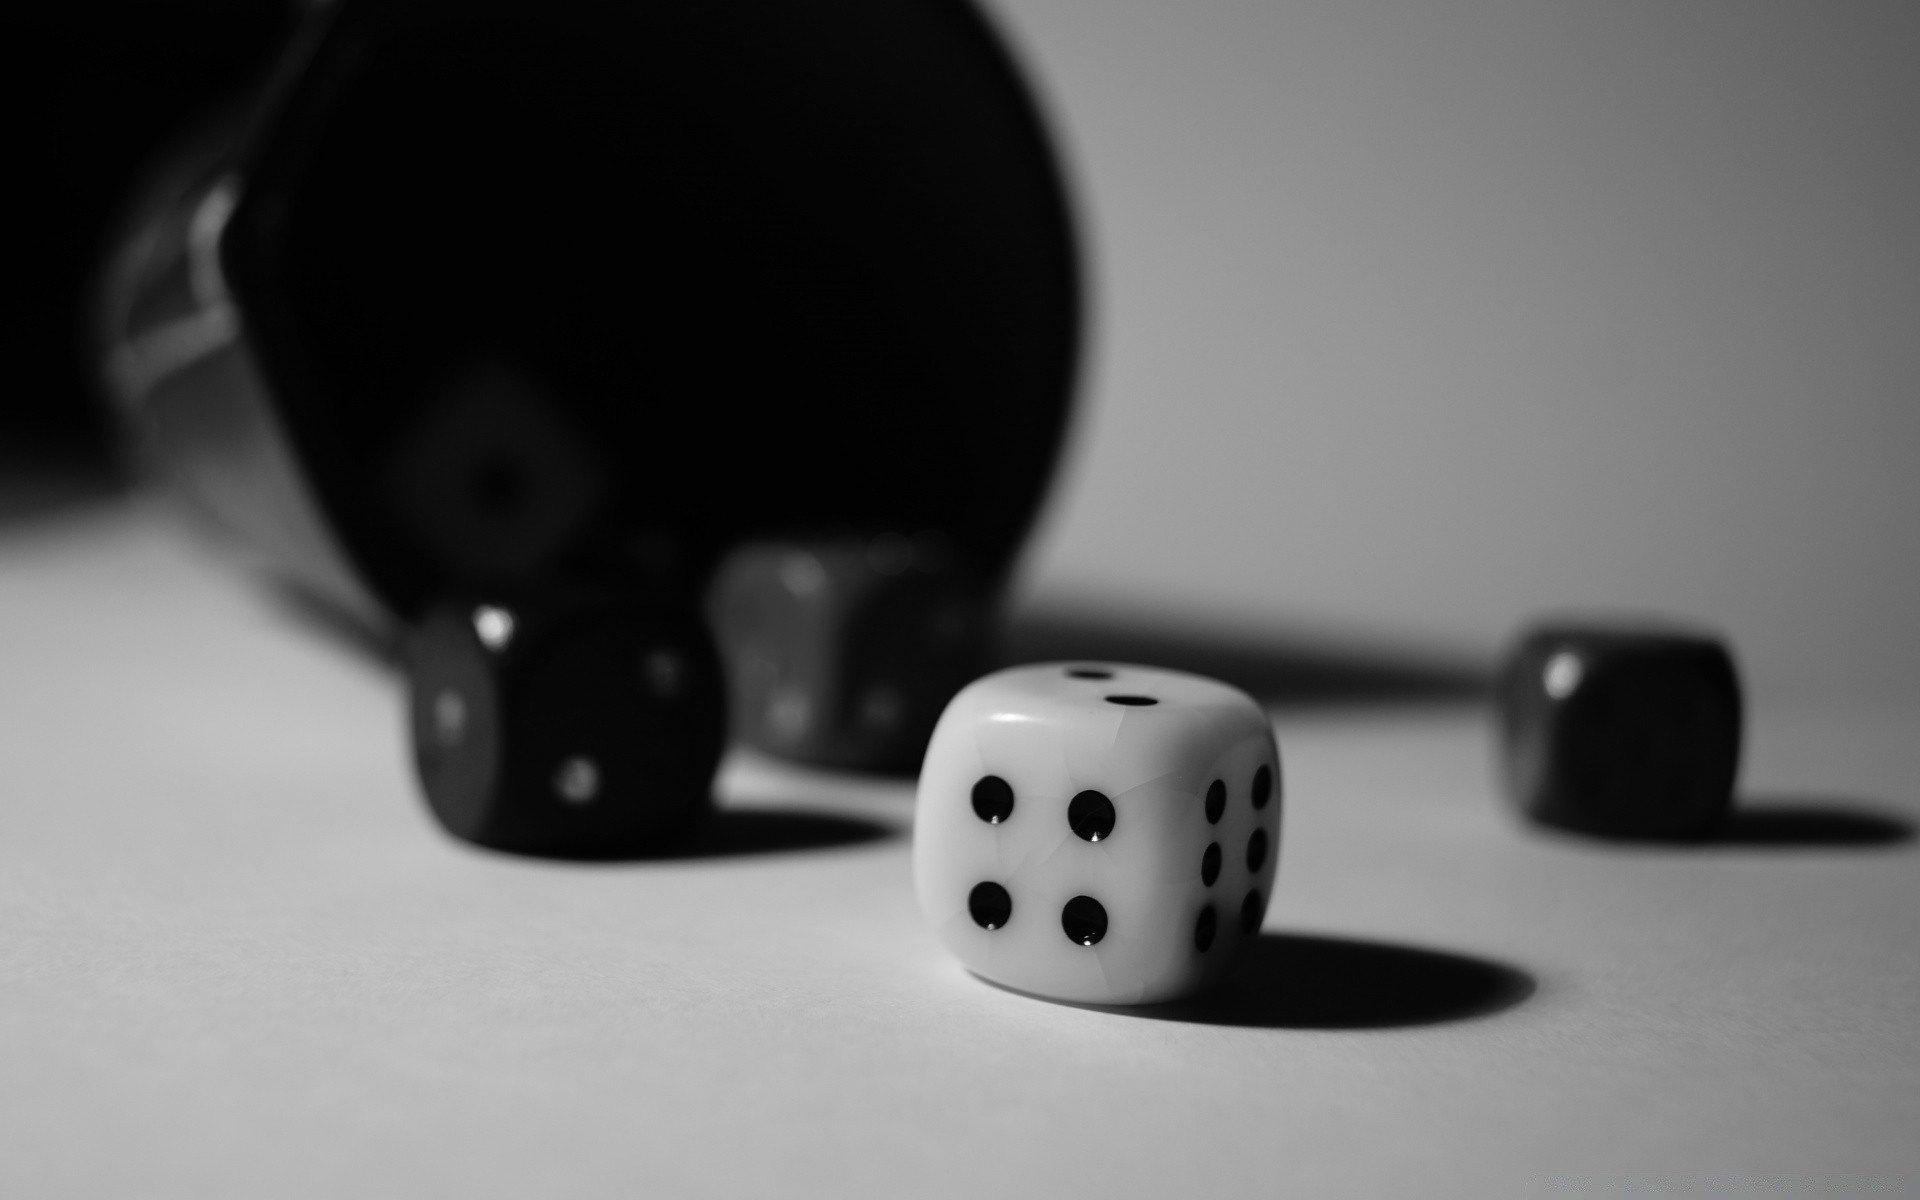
[{"xmin": 913, "ymin": 662, "xmax": 1282, "ymax": 1004}]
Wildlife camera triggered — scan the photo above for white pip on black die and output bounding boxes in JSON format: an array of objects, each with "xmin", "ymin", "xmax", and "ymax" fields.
[{"xmin": 913, "ymin": 662, "xmax": 1282, "ymax": 1004}]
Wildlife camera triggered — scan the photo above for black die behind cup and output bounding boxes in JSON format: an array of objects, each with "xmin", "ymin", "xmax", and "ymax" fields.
[
  {"xmin": 407, "ymin": 589, "xmax": 725, "ymax": 856},
  {"xmin": 1499, "ymin": 622, "xmax": 1743, "ymax": 840}
]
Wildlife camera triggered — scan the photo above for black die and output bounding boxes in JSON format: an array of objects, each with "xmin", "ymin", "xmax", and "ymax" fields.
[
  {"xmin": 1499, "ymin": 623, "xmax": 1743, "ymax": 840},
  {"xmin": 708, "ymin": 536, "xmax": 989, "ymax": 772},
  {"xmin": 407, "ymin": 589, "xmax": 725, "ymax": 856}
]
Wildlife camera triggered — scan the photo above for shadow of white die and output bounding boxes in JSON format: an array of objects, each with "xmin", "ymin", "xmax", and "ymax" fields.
[{"xmin": 913, "ymin": 662, "xmax": 1282, "ymax": 1004}]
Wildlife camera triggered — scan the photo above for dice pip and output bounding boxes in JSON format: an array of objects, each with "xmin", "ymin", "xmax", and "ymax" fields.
[
  {"xmin": 407, "ymin": 589, "xmax": 726, "ymax": 856},
  {"xmin": 708, "ymin": 536, "xmax": 990, "ymax": 773},
  {"xmin": 913, "ymin": 663, "xmax": 1281, "ymax": 1005},
  {"xmin": 1498, "ymin": 622, "xmax": 1743, "ymax": 840}
]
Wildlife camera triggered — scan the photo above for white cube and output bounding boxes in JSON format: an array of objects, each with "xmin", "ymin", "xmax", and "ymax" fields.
[{"xmin": 913, "ymin": 662, "xmax": 1282, "ymax": 1004}]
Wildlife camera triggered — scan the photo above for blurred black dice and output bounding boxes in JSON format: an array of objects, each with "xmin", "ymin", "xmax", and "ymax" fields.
[
  {"xmin": 709, "ymin": 535, "xmax": 991, "ymax": 773},
  {"xmin": 407, "ymin": 589, "xmax": 725, "ymax": 856},
  {"xmin": 1498, "ymin": 622, "xmax": 1743, "ymax": 840}
]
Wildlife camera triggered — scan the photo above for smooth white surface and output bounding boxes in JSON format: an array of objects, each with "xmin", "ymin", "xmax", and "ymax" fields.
[
  {"xmin": 988, "ymin": 0, "xmax": 1920, "ymax": 697},
  {"xmin": 1, "ymin": 503, "xmax": 1915, "ymax": 1195}
]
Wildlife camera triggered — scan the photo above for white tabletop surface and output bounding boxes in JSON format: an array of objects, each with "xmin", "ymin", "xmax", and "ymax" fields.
[{"xmin": 1, "ymin": 499, "xmax": 1915, "ymax": 1196}]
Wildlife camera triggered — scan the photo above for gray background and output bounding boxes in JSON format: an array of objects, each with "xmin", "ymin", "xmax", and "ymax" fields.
[{"xmin": 993, "ymin": 0, "xmax": 1920, "ymax": 699}]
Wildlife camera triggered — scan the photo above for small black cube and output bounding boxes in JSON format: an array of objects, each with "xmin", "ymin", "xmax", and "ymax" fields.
[
  {"xmin": 406, "ymin": 589, "xmax": 726, "ymax": 856},
  {"xmin": 1498, "ymin": 623, "xmax": 1743, "ymax": 840},
  {"xmin": 707, "ymin": 536, "xmax": 990, "ymax": 773}
]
